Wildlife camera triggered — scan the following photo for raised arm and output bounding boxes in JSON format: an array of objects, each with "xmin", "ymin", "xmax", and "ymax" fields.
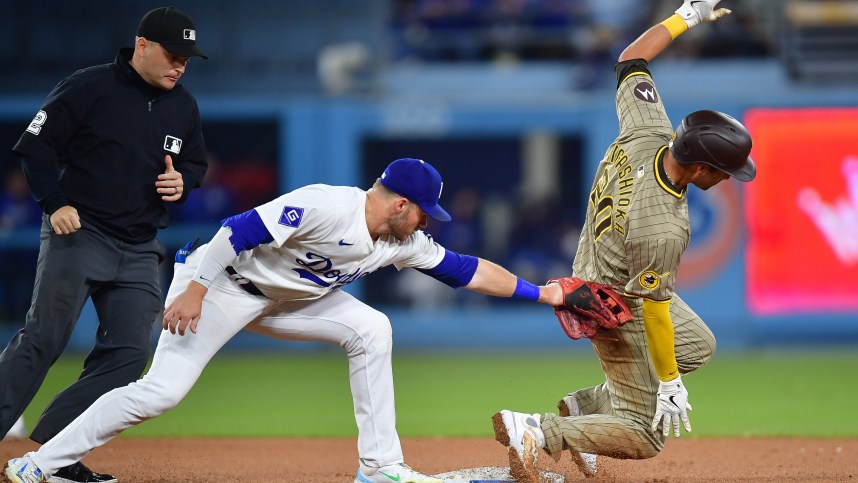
[{"xmin": 619, "ymin": 0, "xmax": 732, "ymax": 62}]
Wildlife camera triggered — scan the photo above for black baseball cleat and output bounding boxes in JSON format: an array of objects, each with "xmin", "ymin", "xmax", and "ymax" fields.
[{"xmin": 48, "ymin": 462, "xmax": 117, "ymax": 483}]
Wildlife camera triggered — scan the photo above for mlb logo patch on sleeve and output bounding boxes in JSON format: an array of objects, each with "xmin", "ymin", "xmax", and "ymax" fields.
[{"xmin": 278, "ymin": 206, "xmax": 305, "ymax": 228}]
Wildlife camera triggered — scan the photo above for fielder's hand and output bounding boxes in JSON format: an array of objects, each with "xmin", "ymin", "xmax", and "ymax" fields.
[
  {"xmin": 676, "ymin": 0, "xmax": 731, "ymax": 29},
  {"xmin": 652, "ymin": 375, "xmax": 693, "ymax": 437},
  {"xmin": 163, "ymin": 281, "xmax": 207, "ymax": 335}
]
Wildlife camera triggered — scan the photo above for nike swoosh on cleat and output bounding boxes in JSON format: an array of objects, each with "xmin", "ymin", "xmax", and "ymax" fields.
[{"xmin": 379, "ymin": 471, "xmax": 401, "ymax": 481}]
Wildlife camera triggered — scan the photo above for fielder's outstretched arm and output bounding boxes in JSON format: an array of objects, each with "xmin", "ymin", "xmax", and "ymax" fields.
[
  {"xmin": 465, "ymin": 258, "xmax": 563, "ymax": 306},
  {"xmin": 416, "ymin": 250, "xmax": 563, "ymax": 306}
]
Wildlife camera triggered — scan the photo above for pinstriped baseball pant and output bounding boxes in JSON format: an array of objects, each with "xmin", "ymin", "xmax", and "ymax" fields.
[{"xmin": 541, "ymin": 295, "xmax": 715, "ymax": 459}]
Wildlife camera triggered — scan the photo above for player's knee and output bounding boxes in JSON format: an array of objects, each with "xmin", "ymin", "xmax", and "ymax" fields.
[
  {"xmin": 600, "ymin": 433, "xmax": 663, "ymax": 459},
  {"xmin": 618, "ymin": 429, "xmax": 664, "ymax": 459},
  {"xmin": 132, "ymin": 375, "xmax": 194, "ymax": 417},
  {"xmin": 137, "ymin": 389, "xmax": 184, "ymax": 417},
  {"xmin": 343, "ymin": 311, "xmax": 392, "ymax": 355},
  {"xmin": 638, "ymin": 438, "xmax": 664, "ymax": 459},
  {"xmin": 697, "ymin": 326, "xmax": 717, "ymax": 363},
  {"xmin": 614, "ymin": 424, "xmax": 664, "ymax": 459},
  {"xmin": 678, "ymin": 328, "xmax": 716, "ymax": 374},
  {"xmin": 695, "ymin": 327, "xmax": 717, "ymax": 367},
  {"xmin": 20, "ymin": 315, "xmax": 75, "ymax": 351},
  {"xmin": 702, "ymin": 337, "xmax": 716, "ymax": 365}
]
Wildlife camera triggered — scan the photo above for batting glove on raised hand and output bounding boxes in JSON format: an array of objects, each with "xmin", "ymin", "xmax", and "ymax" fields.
[
  {"xmin": 676, "ymin": 0, "xmax": 731, "ymax": 29},
  {"xmin": 652, "ymin": 375, "xmax": 693, "ymax": 437}
]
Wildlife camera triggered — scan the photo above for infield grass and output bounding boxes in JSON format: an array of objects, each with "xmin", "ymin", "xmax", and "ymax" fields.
[{"xmin": 20, "ymin": 349, "xmax": 858, "ymax": 438}]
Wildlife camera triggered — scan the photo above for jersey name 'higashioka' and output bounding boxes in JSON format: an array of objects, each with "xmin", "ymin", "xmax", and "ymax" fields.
[{"xmin": 573, "ymin": 59, "xmax": 690, "ymax": 303}]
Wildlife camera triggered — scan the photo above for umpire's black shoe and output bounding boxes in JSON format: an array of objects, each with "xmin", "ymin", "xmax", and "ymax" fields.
[{"xmin": 49, "ymin": 462, "xmax": 117, "ymax": 483}]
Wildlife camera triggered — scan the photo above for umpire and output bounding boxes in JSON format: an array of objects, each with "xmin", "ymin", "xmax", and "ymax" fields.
[{"xmin": 0, "ymin": 7, "xmax": 208, "ymax": 483}]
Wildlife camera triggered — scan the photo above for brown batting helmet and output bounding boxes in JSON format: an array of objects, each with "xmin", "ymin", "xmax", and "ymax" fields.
[{"xmin": 669, "ymin": 110, "xmax": 756, "ymax": 181}]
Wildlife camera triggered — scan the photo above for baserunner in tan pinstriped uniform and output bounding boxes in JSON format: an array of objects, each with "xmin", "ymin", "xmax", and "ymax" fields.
[{"xmin": 491, "ymin": 1, "xmax": 757, "ymax": 481}]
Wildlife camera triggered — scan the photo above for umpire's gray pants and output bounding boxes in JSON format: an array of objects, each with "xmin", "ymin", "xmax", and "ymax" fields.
[{"xmin": 0, "ymin": 217, "xmax": 164, "ymax": 443}]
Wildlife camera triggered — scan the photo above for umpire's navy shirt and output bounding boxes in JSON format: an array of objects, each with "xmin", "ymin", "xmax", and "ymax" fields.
[{"xmin": 14, "ymin": 48, "xmax": 208, "ymax": 244}]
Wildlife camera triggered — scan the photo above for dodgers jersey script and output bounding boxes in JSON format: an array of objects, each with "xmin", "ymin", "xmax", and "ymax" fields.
[
  {"xmin": 225, "ymin": 184, "xmax": 445, "ymax": 300},
  {"xmin": 573, "ymin": 68, "xmax": 691, "ymax": 302}
]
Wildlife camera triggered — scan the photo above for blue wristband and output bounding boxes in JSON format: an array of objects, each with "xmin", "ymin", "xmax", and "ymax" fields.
[{"xmin": 512, "ymin": 277, "xmax": 540, "ymax": 301}]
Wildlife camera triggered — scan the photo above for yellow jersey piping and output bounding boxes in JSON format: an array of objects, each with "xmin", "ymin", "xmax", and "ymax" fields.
[
  {"xmin": 654, "ymin": 146, "xmax": 683, "ymax": 199},
  {"xmin": 620, "ymin": 71, "xmax": 651, "ymax": 84}
]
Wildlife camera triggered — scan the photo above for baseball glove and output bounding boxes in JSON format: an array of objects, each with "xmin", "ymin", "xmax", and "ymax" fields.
[{"xmin": 548, "ymin": 276, "xmax": 633, "ymax": 340}]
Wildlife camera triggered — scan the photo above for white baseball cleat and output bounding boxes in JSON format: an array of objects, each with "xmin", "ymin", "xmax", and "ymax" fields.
[
  {"xmin": 354, "ymin": 462, "xmax": 441, "ymax": 483},
  {"xmin": 4, "ymin": 417, "xmax": 27, "ymax": 440},
  {"xmin": 4, "ymin": 456, "xmax": 46, "ymax": 483},
  {"xmin": 492, "ymin": 410, "xmax": 545, "ymax": 483},
  {"xmin": 558, "ymin": 394, "xmax": 597, "ymax": 477}
]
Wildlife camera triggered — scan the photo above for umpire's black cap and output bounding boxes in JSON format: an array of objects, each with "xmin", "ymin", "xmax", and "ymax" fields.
[
  {"xmin": 670, "ymin": 110, "xmax": 756, "ymax": 181},
  {"xmin": 138, "ymin": 7, "xmax": 208, "ymax": 59}
]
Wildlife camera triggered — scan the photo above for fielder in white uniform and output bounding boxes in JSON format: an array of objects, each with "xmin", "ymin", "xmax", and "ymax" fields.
[{"xmin": 3, "ymin": 158, "xmax": 567, "ymax": 483}]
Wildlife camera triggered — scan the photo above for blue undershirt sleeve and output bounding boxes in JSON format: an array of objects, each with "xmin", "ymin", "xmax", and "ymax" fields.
[
  {"xmin": 417, "ymin": 249, "xmax": 479, "ymax": 288},
  {"xmin": 220, "ymin": 209, "xmax": 275, "ymax": 255}
]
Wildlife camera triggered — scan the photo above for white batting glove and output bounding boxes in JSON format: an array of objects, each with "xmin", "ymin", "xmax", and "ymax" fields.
[
  {"xmin": 676, "ymin": 0, "xmax": 732, "ymax": 29},
  {"xmin": 651, "ymin": 375, "xmax": 693, "ymax": 437}
]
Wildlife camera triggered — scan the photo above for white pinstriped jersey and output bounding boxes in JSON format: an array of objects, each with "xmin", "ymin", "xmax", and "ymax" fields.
[
  {"xmin": 573, "ymin": 68, "xmax": 690, "ymax": 302},
  {"xmin": 226, "ymin": 184, "xmax": 445, "ymax": 300}
]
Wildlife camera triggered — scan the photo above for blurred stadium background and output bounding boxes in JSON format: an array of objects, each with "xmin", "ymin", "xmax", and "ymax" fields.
[{"xmin": 1, "ymin": 0, "xmax": 858, "ymax": 436}]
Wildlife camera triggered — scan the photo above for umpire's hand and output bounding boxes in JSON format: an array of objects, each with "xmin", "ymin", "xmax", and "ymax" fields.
[
  {"xmin": 156, "ymin": 154, "xmax": 184, "ymax": 202},
  {"xmin": 50, "ymin": 205, "xmax": 81, "ymax": 235}
]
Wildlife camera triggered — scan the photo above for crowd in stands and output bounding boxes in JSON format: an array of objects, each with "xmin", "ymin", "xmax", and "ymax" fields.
[{"xmin": 391, "ymin": 0, "xmax": 776, "ymax": 86}]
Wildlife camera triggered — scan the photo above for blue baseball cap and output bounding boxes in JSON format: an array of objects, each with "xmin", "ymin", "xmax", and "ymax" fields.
[{"xmin": 380, "ymin": 158, "xmax": 451, "ymax": 222}]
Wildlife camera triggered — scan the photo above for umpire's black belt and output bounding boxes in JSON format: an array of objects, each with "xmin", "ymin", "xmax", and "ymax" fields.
[{"xmin": 225, "ymin": 266, "xmax": 266, "ymax": 297}]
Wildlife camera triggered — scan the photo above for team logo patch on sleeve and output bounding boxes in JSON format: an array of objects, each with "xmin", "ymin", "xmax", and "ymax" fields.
[
  {"xmin": 634, "ymin": 82, "xmax": 658, "ymax": 103},
  {"xmin": 278, "ymin": 206, "xmax": 305, "ymax": 227},
  {"xmin": 639, "ymin": 270, "xmax": 668, "ymax": 290}
]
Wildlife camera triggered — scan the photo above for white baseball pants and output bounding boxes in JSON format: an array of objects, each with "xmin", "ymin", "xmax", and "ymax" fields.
[{"xmin": 29, "ymin": 254, "xmax": 403, "ymax": 475}]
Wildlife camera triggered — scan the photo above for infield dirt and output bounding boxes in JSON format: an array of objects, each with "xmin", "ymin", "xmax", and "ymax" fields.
[{"xmin": 2, "ymin": 437, "xmax": 856, "ymax": 482}]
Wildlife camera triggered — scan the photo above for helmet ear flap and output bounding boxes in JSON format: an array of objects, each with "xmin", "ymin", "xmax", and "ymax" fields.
[{"xmin": 677, "ymin": 139, "xmax": 690, "ymax": 158}]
